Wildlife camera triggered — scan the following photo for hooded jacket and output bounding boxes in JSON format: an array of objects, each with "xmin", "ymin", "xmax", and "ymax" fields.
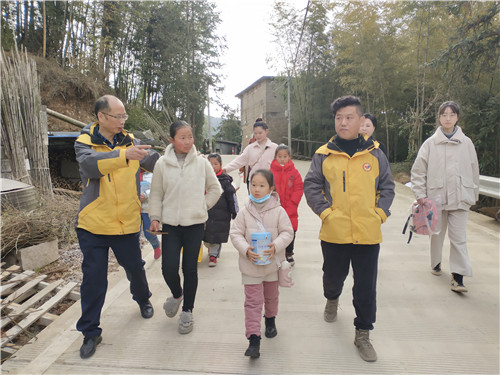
[
  {"xmin": 303, "ymin": 135, "xmax": 395, "ymax": 245},
  {"xmin": 411, "ymin": 126, "xmax": 479, "ymax": 210},
  {"xmin": 74, "ymin": 122, "xmax": 159, "ymax": 235},
  {"xmin": 203, "ymin": 172, "xmax": 237, "ymax": 244},
  {"xmin": 148, "ymin": 144, "xmax": 222, "ymax": 226},
  {"xmin": 230, "ymin": 192, "xmax": 293, "ymax": 279},
  {"xmin": 270, "ymin": 159, "xmax": 303, "ymax": 230}
]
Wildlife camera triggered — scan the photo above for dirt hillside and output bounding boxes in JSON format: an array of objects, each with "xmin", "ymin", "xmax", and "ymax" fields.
[{"xmin": 35, "ymin": 56, "xmax": 106, "ymax": 131}]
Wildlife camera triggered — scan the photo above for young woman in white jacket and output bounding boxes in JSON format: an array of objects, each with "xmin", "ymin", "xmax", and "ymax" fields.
[
  {"xmin": 411, "ymin": 101, "xmax": 480, "ymax": 293},
  {"xmin": 149, "ymin": 121, "xmax": 222, "ymax": 334},
  {"xmin": 230, "ymin": 169, "xmax": 293, "ymax": 358}
]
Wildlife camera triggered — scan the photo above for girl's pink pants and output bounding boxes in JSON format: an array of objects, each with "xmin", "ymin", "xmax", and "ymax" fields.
[{"xmin": 244, "ymin": 281, "xmax": 279, "ymax": 338}]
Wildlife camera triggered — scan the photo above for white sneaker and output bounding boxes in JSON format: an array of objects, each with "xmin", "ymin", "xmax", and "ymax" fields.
[
  {"xmin": 451, "ymin": 278, "xmax": 468, "ymax": 293},
  {"xmin": 178, "ymin": 311, "xmax": 194, "ymax": 334},
  {"xmin": 163, "ymin": 295, "xmax": 183, "ymax": 318}
]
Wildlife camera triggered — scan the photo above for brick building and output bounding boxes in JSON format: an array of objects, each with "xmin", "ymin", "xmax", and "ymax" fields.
[{"xmin": 236, "ymin": 76, "xmax": 287, "ymax": 149}]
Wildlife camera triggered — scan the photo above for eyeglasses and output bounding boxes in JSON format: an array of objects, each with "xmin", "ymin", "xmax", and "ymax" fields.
[
  {"xmin": 101, "ymin": 112, "xmax": 129, "ymax": 120},
  {"xmin": 439, "ymin": 113, "xmax": 457, "ymax": 119}
]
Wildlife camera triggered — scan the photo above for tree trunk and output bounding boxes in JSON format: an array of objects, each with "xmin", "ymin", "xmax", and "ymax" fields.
[
  {"xmin": 42, "ymin": 0, "xmax": 46, "ymax": 58},
  {"xmin": 62, "ymin": 2, "xmax": 73, "ymax": 67}
]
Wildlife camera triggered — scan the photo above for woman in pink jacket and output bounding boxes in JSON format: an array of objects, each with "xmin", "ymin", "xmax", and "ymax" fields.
[
  {"xmin": 224, "ymin": 119, "xmax": 278, "ymax": 191},
  {"xmin": 411, "ymin": 101, "xmax": 479, "ymax": 293},
  {"xmin": 230, "ymin": 169, "xmax": 293, "ymax": 359}
]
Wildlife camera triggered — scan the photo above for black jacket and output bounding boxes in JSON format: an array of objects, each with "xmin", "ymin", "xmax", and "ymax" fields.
[{"xmin": 203, "ymin": 173, "xmax": 237, "ymax": 244}]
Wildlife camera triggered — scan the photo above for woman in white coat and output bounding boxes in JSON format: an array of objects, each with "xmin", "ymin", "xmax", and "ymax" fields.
[{"xmin": 411, "ymin": 101, "xmax": 479, "ymax": 293}]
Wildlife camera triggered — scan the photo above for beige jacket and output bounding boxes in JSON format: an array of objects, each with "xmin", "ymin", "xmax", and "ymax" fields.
[
  {"xmin": 149, "ymin": 144, "xmax": 222, "ymax": 226},
  {"xmin": 224, "ymin": 139, "xmax": 278, "ymax": 179},
  {"xmin": 411, "ymin": 126, "xmax": 479, "ymax": 210},
  {"xmin": 230, "ymin": 192, "xmax": 293, "ymax": 279}
]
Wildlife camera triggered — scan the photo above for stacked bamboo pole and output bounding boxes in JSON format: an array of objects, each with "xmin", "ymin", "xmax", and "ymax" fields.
[
  {"xmin": 144, "ymin": 107, "xmax": 175, "ymax": 147},
  {"xmin": 1, "ymin": 51, "xmax": 31, "ymax": 185},
  {"xmin": 1, "ymin": 48, "xmax": 53, "ymax": 196}
]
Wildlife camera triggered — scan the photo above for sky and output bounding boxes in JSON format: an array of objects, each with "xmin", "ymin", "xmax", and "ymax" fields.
[{"xmin": 208, "ymin": 0, "xmax": 307, "ymax": 118}]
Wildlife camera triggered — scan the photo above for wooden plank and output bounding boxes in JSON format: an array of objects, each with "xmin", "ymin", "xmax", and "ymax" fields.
[
  {"xmin": 37, "ymin": 281, "xmax": 81, "ymax": 301},
  {"xmin": 1, "ymin": 270, "xmax": 36, "ymax": 296},
  {"xmin": 2, "ymin": 346, "xmax": 17, "ymax": 357},
  {"xmin": 1, "ymin": 274, "xmax": 47, "ymax": 306},
  {"xmin": 1, "ymin": 271, "xmax": 11, "ymax": 281},
  {"xmin": 0, "ymin": 279, "xmax": 64, "ymax": 329},
  {"xmin": 1, "ymin": 281, "xmax": 77, "ymax": 347},
  {"xmin": 38, "ymin": 312, "xmax": 58, "ymax": 327},
  {"xmin": 5, "ymin": 265, "xmax": 21, "ymax": 272}
]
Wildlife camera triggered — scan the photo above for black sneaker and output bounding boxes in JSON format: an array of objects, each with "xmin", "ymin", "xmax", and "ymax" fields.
[
  {"xmin": 139, "ymin": 300, "xmax": 154, "ymax": 319},
  {"xmin": 80, "ymin": 335, "xmax": 102, "ymax": 359},
  {"xmin": 286, "ymin": 254, "xmax": 295, "ymax": 266},
  {"xmin": 431, "ymin": 263, "xmax": 441, "ymax": 276}
]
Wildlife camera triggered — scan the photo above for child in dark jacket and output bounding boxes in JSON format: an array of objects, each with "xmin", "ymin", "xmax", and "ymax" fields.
[
  {"xmin": 204, "ymin": 153, "xmax": 237, "ymax": 267},
  {"xmin": 270, "ymin": 144, "xmax": 304, "ymax": 265}
]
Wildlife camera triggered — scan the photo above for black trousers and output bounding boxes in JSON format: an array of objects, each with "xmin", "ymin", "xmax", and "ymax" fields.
[
  {"xmin": 286, "ymin": 231, "xmax": 297, "ymax": 255},
  {"xmin": 161, "ymin": 223, "xmax": 204, "ymax": 312},
  {"xmin": 76, "ymin": 229, "xmax": 151, "ymax": 337},
  {"xmin": 321, "ymin": 241, "xmax": 380, "ymax": 330}
]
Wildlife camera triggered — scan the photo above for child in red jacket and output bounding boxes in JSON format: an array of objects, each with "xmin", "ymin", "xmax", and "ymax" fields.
[{"xmin": 270, "ymin": 144, "xmax": 304, "ymax": 265}]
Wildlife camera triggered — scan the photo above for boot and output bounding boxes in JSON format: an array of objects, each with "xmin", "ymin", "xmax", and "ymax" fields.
[
  {"xmin": 354, "ymin": 329, "xmax": 377, "ymax": 362},
  {"xmin": 324, "ymin": 298, "xmax": 339, "ymax": 322},
  {"xmin": 244, "ymin": 334, "xmax": 261, "ymax": 358},
  {"xmin": 264, "ymin": 316, "xmax": 277, "ymax": 338}
]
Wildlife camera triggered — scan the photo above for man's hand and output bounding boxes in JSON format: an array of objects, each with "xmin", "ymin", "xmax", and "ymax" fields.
[
  {"xmin": 140, "ymin": 193, "xmax": 146, "ymax": 202},
  {"xmin": 126, "ymin": 145, "xmax": 151, "ymax": 161}
]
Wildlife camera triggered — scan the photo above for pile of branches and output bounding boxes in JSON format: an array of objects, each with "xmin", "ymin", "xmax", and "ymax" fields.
[{"xmin": 1, "ymin": 195, "xmax": 79, "ymax": 259}]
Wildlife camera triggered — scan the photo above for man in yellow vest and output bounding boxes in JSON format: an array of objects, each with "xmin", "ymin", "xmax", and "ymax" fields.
[
  {"xmin": 74, "ymin": 95, "xmax": 159, "ymax": 359},
  {"xmin": 304, "ymin": 95, "xmax": 395, "ymax": 362}
]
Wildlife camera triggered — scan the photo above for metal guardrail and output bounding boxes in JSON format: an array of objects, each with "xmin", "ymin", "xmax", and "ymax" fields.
[{"xmin": 479, "ymin": 175, "xmax": 500, "ymax": 199}]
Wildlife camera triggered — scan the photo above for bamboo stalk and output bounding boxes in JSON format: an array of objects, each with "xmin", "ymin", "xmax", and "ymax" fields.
[
  {"xmin": 46, "ymin": 108, "xmax": 86, "ymax": 128},
  {"xmin": 1, "ymin": 48, "xmax": 53, "ymax": 196}
]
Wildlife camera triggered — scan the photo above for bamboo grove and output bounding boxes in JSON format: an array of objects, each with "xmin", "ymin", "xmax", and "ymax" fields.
[
  {"xmin": 1, "ymin": 1, "xmax": 499, "ymax": 176},
  {"xmin": 1, "ymin": 1, "xmax": 224, "ymax": 141},
  {"xmin": 269, "ymin": 1, "xmax": 499, "ymax": 176}
]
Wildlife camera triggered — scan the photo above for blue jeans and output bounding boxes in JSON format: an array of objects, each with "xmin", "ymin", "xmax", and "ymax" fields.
[{"xmin": 141, "ymin": 213, "xmax": 160, "ymax": 249}]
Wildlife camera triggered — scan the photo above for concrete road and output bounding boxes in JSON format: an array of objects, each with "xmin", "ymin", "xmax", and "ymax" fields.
[{"xmin": 3, "ymin": 157, "xmax": 499, "ymax": 374}]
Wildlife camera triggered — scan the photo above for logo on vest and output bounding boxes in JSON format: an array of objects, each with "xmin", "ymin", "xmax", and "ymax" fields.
[{"xmin": 362, "ymin": 163, "xmax": 372, "ymax": 172}]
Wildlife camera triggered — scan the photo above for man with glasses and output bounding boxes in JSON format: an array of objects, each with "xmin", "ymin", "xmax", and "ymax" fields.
[{"xmin": 74, "ymin": 95, "xmax": 159, "ymax": 359}]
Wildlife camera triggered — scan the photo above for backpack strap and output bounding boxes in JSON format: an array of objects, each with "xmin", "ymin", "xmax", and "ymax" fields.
[{"xmin": 402, "ymin": 214, "xmax": 413, "ymax": 244}]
